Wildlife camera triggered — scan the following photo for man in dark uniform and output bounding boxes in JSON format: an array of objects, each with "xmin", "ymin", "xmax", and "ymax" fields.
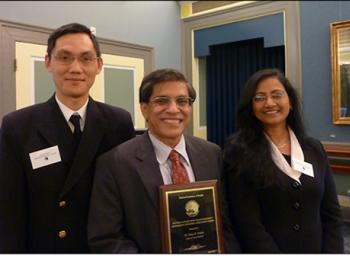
[{"xmin": 0, "ymin": 23, "xmax": 135, "ymax": 253}]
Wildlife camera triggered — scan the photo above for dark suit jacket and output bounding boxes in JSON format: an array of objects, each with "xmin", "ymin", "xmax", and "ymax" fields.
[
  {"xmin": 87, "ymin": 132, "xmax": 240, "ymax": 253},
  {"xmin": 224, "ymin": 137, "xmax": 344, "ymax": 253},
  {"xmin": 0, "ymin": 95, "xmax": 135, "ymax": 253}
]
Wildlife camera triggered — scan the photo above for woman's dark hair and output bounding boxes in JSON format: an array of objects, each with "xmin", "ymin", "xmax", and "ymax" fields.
[
  {"xmin": 139, "ymin": 68, "xmax": 196, "ymax": 103},
  {"xmin": 47, "ymin": 22, "xmax": 101, "ymax": 59},
  {"xmin": 224, "ymin": 68, "xmax": 306, "ymax": 188}
]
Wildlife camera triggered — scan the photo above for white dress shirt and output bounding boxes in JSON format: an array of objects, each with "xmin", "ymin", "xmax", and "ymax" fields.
[
  {"xmin": 148, "ymin": 132, "xmax": 195, "ymax": 185},
  {"xmin": 55, "ymin": 95, "xmax": 88, "ymax": 132}
]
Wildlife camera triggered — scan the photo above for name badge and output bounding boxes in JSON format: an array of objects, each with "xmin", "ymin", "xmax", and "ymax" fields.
[
  {"xmin": 29, "ymin": 145, "xmax": 61, "ymax": 170},
  {"xmin": 292, "ymin": 157, "xmax": 314, "ymax": 177}
]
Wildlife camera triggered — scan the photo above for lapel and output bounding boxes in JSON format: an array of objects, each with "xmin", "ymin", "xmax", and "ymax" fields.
[
  {"xmin": 36, "ymin": 95, "xmax": 76, "ymax": 165},
  {"xmin": 135, "ymin": 133, "xmax": 164, "ymax": 210},
  {"xmin": 60, "ymin": 97, "xmax": 108, "ymax": 197},
  {"xmin": 185, "ymin": 136, "xmax": 213, "ymax": 182}
]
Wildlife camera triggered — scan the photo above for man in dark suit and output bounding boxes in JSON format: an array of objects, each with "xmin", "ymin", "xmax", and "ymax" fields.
[
  {"xmin": 87, "ymin": 69, "xmax": 240, "ymax": 253},
  {"xmin": 0, "ymin": 23, "xmax": 135, "ymax": 253}
]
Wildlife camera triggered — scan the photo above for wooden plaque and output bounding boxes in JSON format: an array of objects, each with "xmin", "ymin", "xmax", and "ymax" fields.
[{"xmin": 159, "ymin": 180, "xmax": 224, "ymax": 253}]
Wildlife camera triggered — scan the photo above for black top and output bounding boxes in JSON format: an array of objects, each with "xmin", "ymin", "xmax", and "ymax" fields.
[{"xmin": 224, "ymin": 137, "xmax": 344, "ymax": 253}]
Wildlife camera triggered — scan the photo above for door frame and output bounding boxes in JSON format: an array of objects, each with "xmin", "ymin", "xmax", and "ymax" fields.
[{"xmin": 181, "ymin": 1, "xmax": 302, "ymax": 138}]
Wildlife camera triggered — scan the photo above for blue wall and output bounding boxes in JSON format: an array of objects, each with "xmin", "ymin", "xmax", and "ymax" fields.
[
  {"xmin": 194, "ymin": 13, "xmax": 284, "ymax": 57},
  {"xmin": 0, "ymin": 1, "xmax": 349, "ymax": 143},
  {"xmin": 300, "ymin": 1, "xmax": 350, "ymax": 142},
  {"xmin": 0, "ymin": 1, "xmax": 181, "ymax": 70}
]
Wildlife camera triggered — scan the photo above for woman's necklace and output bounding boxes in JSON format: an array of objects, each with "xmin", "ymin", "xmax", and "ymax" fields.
[
  {"xmin": 266, "ymin": 129, "xmax": 290, "ymax": 150},
  {"xmin": 274, "ymin": 136, "xmax": 290, "ymax": 149},
  {"xmin": 277, "ymin": 142, "xmax": 288, "ymax": 149}
]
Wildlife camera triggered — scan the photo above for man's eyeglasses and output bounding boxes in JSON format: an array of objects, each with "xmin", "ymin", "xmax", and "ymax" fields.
[
  {"xmin": 253, "ymin": 91, "xmax": 286, "ymax": 103},
  {"xmin": 52, "ymin": 53, "xmax": 98, "ymax": 66},
  {"xmin": 150, "ymin": 96, "xmax": 194, "ymax": 107}
]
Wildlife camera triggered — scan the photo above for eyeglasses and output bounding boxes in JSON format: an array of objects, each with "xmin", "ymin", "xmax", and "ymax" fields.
[
  {"xmin": 150, "ymin": 96, "xmax": 194, "ymax": 107},
  {"xmin": 52, "ymin": 53, "xmax": 98, "ymax": 66},
  {"xmin": 253, "ymin": 91, "xmax": 286, "ymax": 103}
]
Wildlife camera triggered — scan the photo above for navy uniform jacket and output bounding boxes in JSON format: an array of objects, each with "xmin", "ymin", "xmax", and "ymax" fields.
[
  {"xmin": 88, "ymin": 132, "xmax": 241, "ymax": 253},
  {"xmin": 0, "ymin": 95, "xmax": 135, "ymax": 253},
  {"xmin": 224, "ymin": 137, "xmax": 344, "ymax": 253}
]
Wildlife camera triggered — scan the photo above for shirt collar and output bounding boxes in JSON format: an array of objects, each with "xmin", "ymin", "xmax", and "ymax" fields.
[
  {"xmin": 148, "ymin": 131, "xmax": 190, "ymax": 165},
  {"xmin": 55, "ymin": 94, "xmax": 88, "ymax": 123}
]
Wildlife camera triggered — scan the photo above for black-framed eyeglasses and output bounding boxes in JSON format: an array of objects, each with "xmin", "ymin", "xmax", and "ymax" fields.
[
  {"xmin": 253, "ymin": 91, "xmax": 286, "ymax": 103},
  {"xmin": 52, "ymin": 52, "xmax": 99, "ymax": 66},
  {"xmin": 150, "ymin": 96, "xmax": 194, "ymax": 107}
]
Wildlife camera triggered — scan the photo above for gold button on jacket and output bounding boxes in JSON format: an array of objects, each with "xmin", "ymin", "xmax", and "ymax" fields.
[{"xmin": 58, "ymin": 230, "xmax": 67, "ymax": 239}]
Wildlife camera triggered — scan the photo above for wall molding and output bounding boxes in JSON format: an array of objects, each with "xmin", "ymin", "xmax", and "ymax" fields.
[{"xmin": 323, "ymin": 142, "xmax": 350, "ymax": 175}]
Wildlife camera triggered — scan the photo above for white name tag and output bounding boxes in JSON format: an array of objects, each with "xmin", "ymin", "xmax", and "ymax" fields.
[
  {"xmin": 292, "ymin": 157, "xmax": 314, "ymax": 178},
  {"xmin": 29, "ymin": 145, "xmax": 61, "ymax": 170}
]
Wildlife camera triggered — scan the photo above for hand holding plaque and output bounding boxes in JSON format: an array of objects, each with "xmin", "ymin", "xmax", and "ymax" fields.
[{"xmin": 159, "ymin": 180, "xmax": 224, "ymax": 253}]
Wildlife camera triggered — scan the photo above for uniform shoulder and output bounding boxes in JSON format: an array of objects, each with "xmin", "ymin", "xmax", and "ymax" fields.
[
  {"xmin": 2, "ymin": 102, "xmax": 47, "ymax": 126},
  {"xmin": 94, "ymin": 101, "xmax": 131, "ymax": 117}
]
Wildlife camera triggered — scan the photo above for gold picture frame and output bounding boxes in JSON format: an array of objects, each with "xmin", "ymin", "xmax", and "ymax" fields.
[{"xmin": 331, "ymin": 20, "xmax": 350, "ymax": 124}]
